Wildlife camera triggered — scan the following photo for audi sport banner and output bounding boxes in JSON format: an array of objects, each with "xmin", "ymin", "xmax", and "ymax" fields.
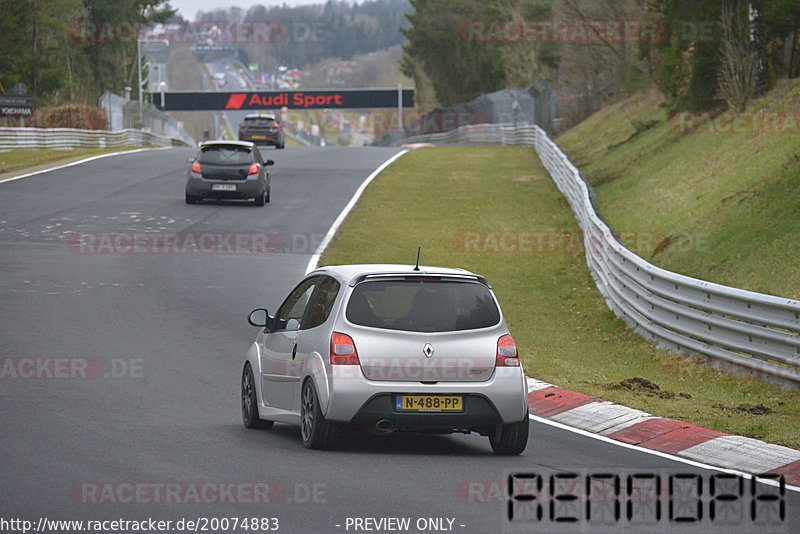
[
  {"xmin": 153, "ymin": 89, "xmax": 414, "ymax": 111},
  {"xmin": 0, "ymin": 95, "xmax": 34, "ymax": 118}
]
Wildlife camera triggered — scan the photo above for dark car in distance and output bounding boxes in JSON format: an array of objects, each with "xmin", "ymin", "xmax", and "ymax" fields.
[
  {"xmin": 185, "ymin": 141, "xmax": 273, "ymax": 206},
  {"xmin": 238, "ymin": 113, "xmax": 285, "ymax": 149}
]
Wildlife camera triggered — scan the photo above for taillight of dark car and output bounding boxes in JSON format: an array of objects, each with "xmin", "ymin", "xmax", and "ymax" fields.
[
  {"xmin": 330, "ymin": 332, "xmax": 360, "ymax": 365},
  {"xmin": 496, "ymin": 334, "xmax": 520, "ymax": 367},
  {"xmin": 239, "ymin": 124, "xmax": 247, "ymax": 131},
  {"xmin": 247, "ymin": 163, "xmax": 259, "ymax": 176},
  {"xmin": 191, "ymin": 161, "xmax": 202, "ymax": 174}
]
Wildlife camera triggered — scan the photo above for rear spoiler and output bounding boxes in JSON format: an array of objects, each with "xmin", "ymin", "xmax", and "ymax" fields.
[{"xmin": 349, "ymin": 272, "xmax": 491, "ymax": 289}]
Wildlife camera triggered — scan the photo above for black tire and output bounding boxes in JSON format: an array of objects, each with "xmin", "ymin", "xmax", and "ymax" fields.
[
  {"xmin": 300, "ymin": 379, "xmax": 338, "ymax": 449},
  {"xmin": 265, "ymin": 187, "xmax": 271, "ymax": 203},
  {"xmin": 185, "ymin": 192, "xmax": 197, "ymax": 204},
  {"xmin": 241, "ymin": 363, "xmax": 273, "ymax": 429},
  {"xmin": 253, "ymin": 189, "xmax": 266, "ymax": 207},
  {"xmin": 277, "ymin": 141, "xmax": 285, "ymax": 149},
  {"xmin": 489, "ymin": 410, "xmax": 529, "ymax": 455}
]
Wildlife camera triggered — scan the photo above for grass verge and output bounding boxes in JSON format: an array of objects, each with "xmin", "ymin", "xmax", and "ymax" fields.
[
  {"xmin": 0, "ymin": 146, "xmax": 149, "ymax": 181},
  {"xmin": 320, "ymin": 146, "xmax": 800, "ymax": 449},
  {"xmin": 284, "ymin": 135, "xmax": 305, "ymax": 148}
]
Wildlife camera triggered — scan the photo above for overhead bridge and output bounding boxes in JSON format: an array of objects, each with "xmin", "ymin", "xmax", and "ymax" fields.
[{"xmin": 151, "ymin": 89, "xmax": 414, "ymax": 112}]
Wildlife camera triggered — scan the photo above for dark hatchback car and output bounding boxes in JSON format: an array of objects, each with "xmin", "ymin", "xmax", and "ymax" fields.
[
  {"xmin": 238, "ymin": 113, "xmax": 285, "ymax": 149},
  {"xmin": 185, "ymin": 141, "xmax": 274, "ymax": 206}
]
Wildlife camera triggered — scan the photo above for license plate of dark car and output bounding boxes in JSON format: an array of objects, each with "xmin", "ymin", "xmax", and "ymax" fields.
[
  {"xmin": 395, "ymin": 395, "xmax": 463, "ymax": 412},
  {"xmin": 211, "ymin": 184, "xmax": 236, "ymax": 191}
]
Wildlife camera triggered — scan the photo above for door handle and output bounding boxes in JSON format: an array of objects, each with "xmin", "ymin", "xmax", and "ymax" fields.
[{"xmin": 292, "ymin": 344, "xmax": 297, "ymax": 360}]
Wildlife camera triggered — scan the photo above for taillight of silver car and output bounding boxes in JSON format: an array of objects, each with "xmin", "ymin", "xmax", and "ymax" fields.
[
  {"xmin": 330, "ymin": 332, "xmax": 360, "ymax": 365},
  {"xmin": 496, "ymin": 334, "xmax": 520, "ymax": 367}
]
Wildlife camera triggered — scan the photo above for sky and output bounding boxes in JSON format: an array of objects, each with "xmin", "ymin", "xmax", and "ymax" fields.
[{"xmin": 168, "ymin": 0, "xmax": 321, "ymax": 20}]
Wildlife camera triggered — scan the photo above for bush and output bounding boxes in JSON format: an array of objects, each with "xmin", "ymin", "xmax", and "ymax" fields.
[{"xmin": 33, "ymin": 104, "xmax": 107, "ymax": 130}]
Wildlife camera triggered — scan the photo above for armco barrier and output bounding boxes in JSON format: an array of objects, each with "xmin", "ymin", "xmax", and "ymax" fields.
[
  {"xmin": 401, "ymin": 123, "xmax": 800, "ymax": 388},
  {"xmin": 401, "ymin": 123, "xmax": 538, "ymax": 146},
  {"xmin": 0, "ymin": 127, "xmax": 190, "ymax": 151}
]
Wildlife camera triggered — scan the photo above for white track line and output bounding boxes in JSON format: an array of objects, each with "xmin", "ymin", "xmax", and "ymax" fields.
[
  {"xmin": 0, "ymin": 147, "xmax": 174, "ymax": 185},
  {"xmin": 305, "ymin": 149, "xmax": 409, "ymax": 274}
]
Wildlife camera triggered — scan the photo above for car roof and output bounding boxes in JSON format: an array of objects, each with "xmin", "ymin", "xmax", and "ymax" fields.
[
  {"xmin": 199, "ymin": 140, "xmax": 254, "ymax": 150},
  {"xmin": 307, "ymin": 264, "xmax": 490, "ymax": 288}
]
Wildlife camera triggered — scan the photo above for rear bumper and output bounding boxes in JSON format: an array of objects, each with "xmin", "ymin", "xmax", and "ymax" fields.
[
  {"xmin": 323, "ymin": 366, "xmax": 528, "ymax": 428},
  {"xmin": 186, "ymin": 177, "xmax": 264, "ymax": 200},
  {"xmin": 350, "ymin": 393, "xmax": 503, "ymax": 434},
  {"xmin": 239, "ymin": 133, "xmax": 281, "ymax": 145}
]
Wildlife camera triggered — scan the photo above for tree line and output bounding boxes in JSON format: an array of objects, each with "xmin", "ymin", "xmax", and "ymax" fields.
[
  {"xmin": 0, "ymin": 0, "xmax": 410, "ymax": 106},
  {"xmin": 0, "ymin": 0, "xmax": 174, "ymax": 105},
  {"xmin": 194, "ymin": 0, "xmax": 411, "ymax": 76},
  {"xmin": 401, "ymin": 0, "xmax": 800, "ymax": 120}
]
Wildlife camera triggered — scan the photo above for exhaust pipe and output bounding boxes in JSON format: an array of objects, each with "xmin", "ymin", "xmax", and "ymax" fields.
[{"xmin": 374, "ymin": 419, "xmax": 396, "ymax": 434}]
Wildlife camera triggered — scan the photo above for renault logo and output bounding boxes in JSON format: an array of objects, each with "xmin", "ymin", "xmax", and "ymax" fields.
[{"xmin": 423, "ymin": 343, "xmax": 434, "ymax": 358}]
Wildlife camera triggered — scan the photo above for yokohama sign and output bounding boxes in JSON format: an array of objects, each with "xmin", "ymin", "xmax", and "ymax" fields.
[
  {"xmin": 0, "ymin": 95, "xmax": 34, "ymax": 118},
  {"xmin": 154, "ymin": 90, "xmax": 414, "ymax": 111}
]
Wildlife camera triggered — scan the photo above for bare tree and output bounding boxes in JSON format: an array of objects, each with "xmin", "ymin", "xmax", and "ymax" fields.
[
  {"xmin": 718, "ymin": 0, "xmax": 757, "ymax": 111},
  {"xmin": 553, "ymin": 0, "xmax": 647, "ymax": 126},
  {"xmin": 492, "ymin": 0, "xmax": 557, "ymax": 88},
  {"xmin": 749, "ymin": 0, "xmax": 767, "ymax": 96}
]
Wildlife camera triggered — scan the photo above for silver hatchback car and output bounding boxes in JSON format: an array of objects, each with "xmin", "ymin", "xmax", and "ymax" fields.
[{"xmin": 241, "ymin": 264, "xmax": 529, "ymax": 454}]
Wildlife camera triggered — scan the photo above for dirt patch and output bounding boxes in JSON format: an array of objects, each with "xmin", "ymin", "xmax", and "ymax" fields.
[
  {"xmin": 587, "ymin": 168, "xmax": 620, "ymax": 187},
  {"xmin": 607, "ymin": 377, "xmax": 692, "ymax": 400},
  {"xmin": 605, "ymin": 119, "xmax": 660, "ymax": 152},
  {"xmin": 652, "ymin": 236, "xmax": 672, "ymax": 256},
  {"xmin": 721, "ymin": 190, "xmax": 764, "ymax": 205},
  {"xmin": 713, "ymin": 403, "xmax": 774, "ymax": 416}
]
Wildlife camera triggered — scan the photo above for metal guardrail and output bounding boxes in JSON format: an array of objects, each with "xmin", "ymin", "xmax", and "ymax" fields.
[
  {"xmin": 402, "ymin": 123, "xmax": 537, "ymax": 146},
  {"xmin": 0, "ymin": 127, "xmax": 190, "ymax": 151},
  {"xmin": 400, "ymin": 123, "xmax": 800, "ymax": 387}
]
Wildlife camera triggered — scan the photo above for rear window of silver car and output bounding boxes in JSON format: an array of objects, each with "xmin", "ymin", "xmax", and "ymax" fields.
[{"xmin": 346, "ymin": 280, "xmax": 500, "ymax": 332}]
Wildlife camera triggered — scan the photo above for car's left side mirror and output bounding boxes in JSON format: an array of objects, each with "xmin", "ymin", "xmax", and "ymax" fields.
[
  {"xmin": 263, "ymin": 159, "xmax": 275, "ymax": 166},
  {"xmin": 248, "ymin": 308, "xmax": 272, "ymax": 329}
]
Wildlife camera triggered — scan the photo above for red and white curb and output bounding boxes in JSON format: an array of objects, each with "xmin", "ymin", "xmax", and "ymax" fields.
[{"xmin": 527, "ymin": 377, "xmax": 800, "ymax": 488}]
